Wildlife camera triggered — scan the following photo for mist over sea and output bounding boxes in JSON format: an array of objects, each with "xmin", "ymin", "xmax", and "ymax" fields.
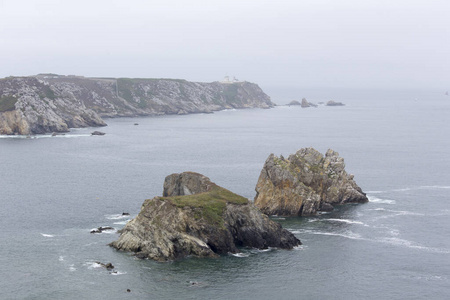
[{"xmin": 1, "ymin": 87, "xmax": 449, "ymax": 299}]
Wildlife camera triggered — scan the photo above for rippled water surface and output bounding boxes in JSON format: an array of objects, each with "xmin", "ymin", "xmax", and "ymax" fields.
[{"xmin": 1, "ymin": 89, "xmax": 449, "ymax": 299}]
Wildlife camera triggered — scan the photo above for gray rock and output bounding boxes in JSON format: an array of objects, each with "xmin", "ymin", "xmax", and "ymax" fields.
[
  {"xmin": 254, "ymin": 148, "xmax": 368, "ymax": 216},
  {"xmin": 91, "ymin": 131, "xmax": 105, "ymax": 136},
  {"xmin": 110, "ymin": 172, "xmax": 300, "ymax": 261},
  {"xmin": 326, "ymin": 100, "xmax": 345, "ymax": 106}
]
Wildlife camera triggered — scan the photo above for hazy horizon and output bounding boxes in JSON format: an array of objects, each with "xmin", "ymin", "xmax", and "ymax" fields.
[{"xmin": 1, "ymin": 0, "xmax": 448, "ymax": 90}]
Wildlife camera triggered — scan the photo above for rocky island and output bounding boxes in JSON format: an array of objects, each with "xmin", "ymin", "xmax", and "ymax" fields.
[
  {"xmin": 109, "ymin": 172, "xmax": 300, "ymax": 261},
  {"xmin": 0, "ymin": 74, "xmax": 274, "ymax": 135},
  {"xmin": 254, "ymin": 148, "xmax": 368, "ymax": 216}
]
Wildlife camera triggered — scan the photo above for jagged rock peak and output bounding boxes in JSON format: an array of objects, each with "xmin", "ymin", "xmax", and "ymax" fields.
[
  {"xmin": 110, "ymin": 172, "xmax": 300, "ymax": 261},
  {"xmin": 254, "ymin": 147, "xmax": 368, "ymax": 216}
]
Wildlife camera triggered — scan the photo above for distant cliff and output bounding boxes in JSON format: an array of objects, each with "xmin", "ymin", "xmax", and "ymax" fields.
[{"xmin": 0, "ymin": 75, "xmax": 274, "ymax": 135}]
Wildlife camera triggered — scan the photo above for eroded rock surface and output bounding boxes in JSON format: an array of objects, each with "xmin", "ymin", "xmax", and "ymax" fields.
[
  {"xmin": 254, "ymin": 148, "xmax": 368, "ymax": 216},
  {"xmin": 110, "ymin": 172, "xmax": 300, "ymax": 261}
]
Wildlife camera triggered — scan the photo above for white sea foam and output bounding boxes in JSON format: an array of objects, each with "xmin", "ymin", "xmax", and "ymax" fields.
[
  {"xmin": 69, "ymin": 266, "xmax": 77, "ymax": 272},
  {"xmin": 86, "ymin": 262, "xmax": 103, "ymax": 269},
  {"xmin": 292, "ymin": 245, "xmax": 304, "ymax": 250},
  {"xmin": 366, "ymin": 191, "xmax": 384, "ymax": 194},
  {"xmin": 380, "ymin": 237, "xmax": 450, "ymax": 254},
  {"xmin": 368, "ymin": 196, "xmax": 396, "ymax": 204},
  {"xmin": 110, "ymin": 271, "xmax": 127, "ymax": 275},
  {"xmin": 231, "ymin": 252, "xmax": 250, "ymax": 258},
  {"xmin": 40, "ymin": 233, "xmax": 54, "ymax": 237},
  {"xmin": 113, "ymin": 220, "xmax": 129, "ymax": 225},
  {"xmin": 324, "ymin": 218, "xmax": 365, "ymax": 225},
  {"xmin": 309, "ymin": 231, "xmax": 363, "ymax": 240},
  {"xmin": 392, "ymin": 188, "xmax": 411, "ymax": 192},
  {"xmin": 59, "ymin": 256, "xmax": 64, "ymax": 261},
  {"xmin": 419, "ymin": 185, "xmax": 450, "ymax": 190}
]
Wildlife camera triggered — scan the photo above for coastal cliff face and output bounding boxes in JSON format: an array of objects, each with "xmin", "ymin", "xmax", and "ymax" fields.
[
  {"xmin": 254, "ymin": 148, "xmax": 368, "ymax": 216},
  {"xmin": 0, "ymin": 75, "xmax": 274, "ymax": 135},
  {"xmin": 110, "ymin": 172, "xmax": 300, "ymax": 261}
]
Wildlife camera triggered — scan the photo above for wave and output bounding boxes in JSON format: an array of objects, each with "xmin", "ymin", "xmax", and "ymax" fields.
[
  {"xmin": 323, "ymin": 218, "xmax": 365, "ymax": 225},
  {"xmin": 111, "ymin": 271, "xmax": 127, "ymax": 275},
  {"xmin": 380, "ymin": 237, "xmax": 450, "ymax": 254},
  {"xmin": 419, "ymin": 185, "xmax": 450, "ymax": 190},
  {"xmin": 366, "ymin": 190, "xmax": 384, "ymax": 194},
  {"xmin": 368, "ymin": 196, "xmax": 396, "ymax": 204},
  {"xmin": 391, "ymin": 185, "xmax": 450, "ymax": 192},
  {"xmin": 59, "ymin": 256, "xmax": 64, "ymax": 261},
  {"xmin": 0, "ymin": 134, "xmax": 91, "ymax": 139},
  {"xmin": 113, "ymin": 220, "xmax": 130, "ymax": 225},
  {"xmin": 305, "ymin": 230, "xmax": 363, "ymax": 240},
  {"xmin": 40, "ymin": 233, "xmax": 54, "ymax": 237},
  {"xmin": 230, "ymin": 252, "xmax": 250, "ymax": 258}
]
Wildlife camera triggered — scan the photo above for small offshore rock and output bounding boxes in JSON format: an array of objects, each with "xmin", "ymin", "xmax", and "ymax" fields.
[
  {"xmin": 95, "ymin": 262, "xmax": 114, "ymax": 269},
  {"xmin": 254, "ymin": 147, "xmax": 368, "ymax": 216},
  {"xmin": 51, "ymin": 132, "xmax": 65, "ymax": 136},
  {"xmin": 122, "ymin": 212, "xmax": 130, "ymax": 216},
  {"xmin": 91, "ymin": 131, "xmax": 105, "ymax": 136},
  {"xmin": 288, "ymin": 100, "xmax": 301, "ymax": 106},
  {"xmin": 326, "ymin": 100, "xmax": 345, "ymax": 106},
  {"xmin": 90, "ymin": 226, "xmax": 114, "ymax": 234},
  {"xmin": 301, "ymin": 98, "xmax": 317, "ymax": 108}
]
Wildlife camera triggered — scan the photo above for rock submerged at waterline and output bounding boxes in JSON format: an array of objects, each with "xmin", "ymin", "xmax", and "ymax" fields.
[
  {"xmin": 109, "ymin": 172, "xmax": 300, "ymax": 261},
  {"xmin": 254, "ymin": 148, "xmax": 368, "ymax": 216}
]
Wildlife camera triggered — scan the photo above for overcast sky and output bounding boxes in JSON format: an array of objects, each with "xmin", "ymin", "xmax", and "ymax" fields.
[{"xmin": 0, "ymin": 0, "xmax": 448, "ymax": 89}]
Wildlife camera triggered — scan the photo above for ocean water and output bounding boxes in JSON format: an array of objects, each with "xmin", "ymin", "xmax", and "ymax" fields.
[{"xmin": 1, "ymin": 88, "xmax": 449, "ymax": 299}]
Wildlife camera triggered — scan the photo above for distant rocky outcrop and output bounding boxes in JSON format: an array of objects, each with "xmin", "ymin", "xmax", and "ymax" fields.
[
  {"xmin": 288, "ymin": 100, "xmax": 301, "ymax": 106},
  {"xmin": 109, "ymin": 172, "xmax": 300, "ymax": 261},
  {"xmin": 326, "ymin": 100, "xmax": 345, "ymax": 106},
  {"xmin": 254, "ymin": 148, "xmax": 368, "ymax": 216},
  {"xmin": 0, "ymin": 75, "xmax": 274, "ymax": 135},
  {"xmin": 301, "ymin": 98, "xmax": 317, "ymax": 108}
]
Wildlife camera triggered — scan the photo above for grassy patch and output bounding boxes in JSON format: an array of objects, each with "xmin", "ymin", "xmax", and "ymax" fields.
[
  {"xmin": 162, "ymin": 186, "xmax": 248, "ymax": 227},
  {"xmin": 39, "ymin": 86, "xmax": 56, "ymax": 100},
  {"xmin": 0, "ymin": 95, "xmax": 18, "ymax": 112}
]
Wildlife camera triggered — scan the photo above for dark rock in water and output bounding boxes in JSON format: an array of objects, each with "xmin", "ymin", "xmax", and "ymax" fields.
[
  {"xmin": 109, "ymin": 172, "xmax": 300, "ymax": 261},
  {"xmin": 134, "ymin": 123, "xmax": 139, "ymax": 125},
  {"xmin": 254, "ymin": 148, "xmax": 368, "ymax": 216},
  {"xmin": 91, "ymin": 131, "xmax": 105, "ymax": 136},
  {"xmin": 319, "ymin": 202, "xmax": 334, "ymax": 212},
  {"xmin": 95, "ymin": 262, "xmax": 114, "ymax": 270},
  {"xmin": 127, "ymin": 289, "xmax": 131, "ymax": 292},
  {"xmin": 326, "ymin": 100, "xmax": 345, "ymax": 106},
  {"xmin": 90, "ymin": 226, "xmax": 114, "ymax": 234},
  {"xmin": 51, "ymin": 132, "xmax": 65, "ymax": 136},
  {"xmin": 122, "ymin": 212, "xmax": 130, "ymax": 216}
]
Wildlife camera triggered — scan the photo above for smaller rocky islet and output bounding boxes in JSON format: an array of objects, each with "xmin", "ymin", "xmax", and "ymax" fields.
[{"xmin": 109, "ymin": 172, "xmax": 301, "ymax": 261}]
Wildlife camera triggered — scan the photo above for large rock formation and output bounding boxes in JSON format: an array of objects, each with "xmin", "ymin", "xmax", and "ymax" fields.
[
  {"xmin": 0, "ymin": 75, "xmax": 274, "ymax": 135},
  {"xmin": 254, "ymin": 148, "xmax": 368, "ymax": 216},
  {"xmin": 110, "ymin": 172, "xmax": 300, "ymax": 261}
]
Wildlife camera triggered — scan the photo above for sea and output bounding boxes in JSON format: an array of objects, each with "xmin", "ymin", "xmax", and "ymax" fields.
[{"xmin": 1, "ymin": 87, "xmax": 449, "ymax": 299}]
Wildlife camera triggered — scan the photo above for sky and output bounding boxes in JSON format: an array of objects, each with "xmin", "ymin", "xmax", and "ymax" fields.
[{"xmin": 0, "ymin": 0, "xmax": 449, "ymax": 89}]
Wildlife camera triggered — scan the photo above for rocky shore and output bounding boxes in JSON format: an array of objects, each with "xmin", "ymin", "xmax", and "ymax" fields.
[
  {"xmin": 109, "ymin": 172, "xmax": 300, "ymax": 261},
  {"xmin": 254, "ymin": 148, "xmax": 368, "ymax": 216},
  {"xmin": 0, "ymin": 75, "xmax": 274, "ymax": 135}
]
